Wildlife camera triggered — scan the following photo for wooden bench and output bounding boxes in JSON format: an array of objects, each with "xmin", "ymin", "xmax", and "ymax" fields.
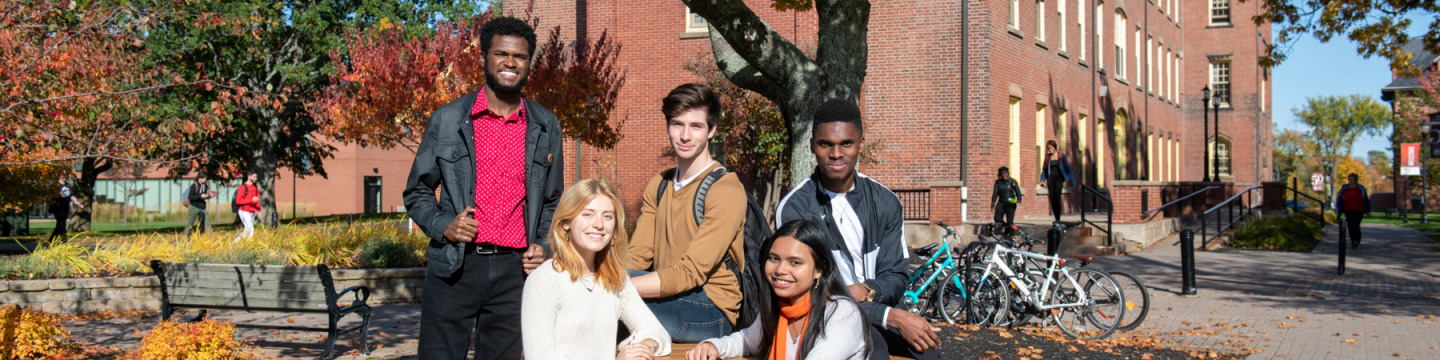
[{"xmin": 150, "ymin": 261, "xmax": 373, "ymax": 359}]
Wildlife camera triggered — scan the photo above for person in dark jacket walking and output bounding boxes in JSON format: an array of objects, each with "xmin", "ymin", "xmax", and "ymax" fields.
[
  {"xmin": 48, "ymin": 177, "xmax": 79, "ymax": 242},
  {"xmin": 991, "ymin": 166, "xmax": 1022, "ymax": 235},
  {"xmin": 402, "ymin": 17, "xmax": 564, "ymax": 360},
  {"xmin": 775, "ymin": 99, "xmax": 939, "ymax": 360},
  {"xmin": 184, "ymin": 174, "xmax": 216, "ymax": 236},
  {"xmin": 1040, "ymin": 140, "xmax": 1076, "ymax": 223},
  {"xmin": 1335, "ymin": 173, "xmax": 1371, "ymax": 250}
]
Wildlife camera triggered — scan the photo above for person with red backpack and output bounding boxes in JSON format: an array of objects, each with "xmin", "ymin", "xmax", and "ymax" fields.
[
  {"xmin": 233, "ymin": 172, "xmax": 260, "ymax": 244},
  {"xmin": 1335, "ymin": 173, "xmax": 1371, "ymax": 250}
]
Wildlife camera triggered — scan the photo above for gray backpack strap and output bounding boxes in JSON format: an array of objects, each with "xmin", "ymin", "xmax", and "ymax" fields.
[{"xmin": 692, "ymin": 167, "xmax": 729, "ymax": 226}]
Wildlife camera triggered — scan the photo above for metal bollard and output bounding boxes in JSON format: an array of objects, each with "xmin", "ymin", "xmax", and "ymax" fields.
[
  {"xmin": 1180, "ymin": 229, "xmax": 1197, "ymax": 296},
  {"xmin": 1047, "ymin": 227, "xmax": 1062, "ymax": 256},
  {"xmin": 1337, "ymin": 214, "xmax": 1347, "ymax": 275}
]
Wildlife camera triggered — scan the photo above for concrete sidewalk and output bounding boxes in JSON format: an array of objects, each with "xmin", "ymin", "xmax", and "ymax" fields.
[
  {"xmin": 62, "ymin": 223, "xmax": 1440, "ymax": 359},
  {"xmin": 1085, "ymin": 222, "xmax": 1440, "ymax": 359}
]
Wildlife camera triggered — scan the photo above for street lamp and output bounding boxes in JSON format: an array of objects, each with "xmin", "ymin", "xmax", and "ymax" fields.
[
  {"xmin": 1212, "ymin": 92, "xmax": 1222, "ymax": 182},
  {"xmin": 1202, "ymin": 86, "xmax": 1212, "ymax": 182},
  {"xmin": 1422, "ymin": 122, "xmax": 1431, "ymax": 224}
]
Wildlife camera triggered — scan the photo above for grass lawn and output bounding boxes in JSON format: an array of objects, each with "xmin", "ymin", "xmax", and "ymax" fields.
[
  {"xmin": 28, "ymin": 221, "xmax": 194, "ymax": 236},
  {"xmin": 1361, "ymin": 212, "xmax": 1440, "ymax": 244}
]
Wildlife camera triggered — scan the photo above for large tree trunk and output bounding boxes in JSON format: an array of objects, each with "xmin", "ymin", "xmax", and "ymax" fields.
[
  {"xmin": 70, "ymin": 157, "xmax": 112, "ymax": 232},
  {"xmin": 252, "ymin": 107, "xmax": 283, "ymax": 227},
  {"xmin": 686, "ymin": 0, "xmax": 869, "ymax": 188}
]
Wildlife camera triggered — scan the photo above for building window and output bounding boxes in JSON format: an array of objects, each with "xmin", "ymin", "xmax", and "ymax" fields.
[
  {"xmin": 1058, "ymin": 0, "xmax": 1067, "ymax": 52},
  {"xmin": 1059, "ymin": 108, "xmax": 1069, "ymax": 149},
  {"xmin": 686, "ymin": 7, "xmax": 708, "ymax": 33},
  {"xmin": 1210, "ymin": 137, "xmax": 1232, "ymax": 177},
  {"xmin": 1036, "ymin": 103, "xmax": 1047, "ymax": 179},
  {"xmin": 1078, "ymin": 0, "xmax": 1086, "ymax": 59},
  {"xmin": 1096, "ymin": 115, "xmax": 1107, "ymax": 186},
  {"xmin": 1079, "ymin": 113, "xmax": 1089, "ymax": 177},
  {"xmin": 1210, "ymin": 60, "xmax": 1231, "ymax": 106},
  {"xmin": 1010, "ymin": 97, "xmax": 1022, "ymax": 182},
  {"xmin": 1095, "ymin": 1, "xmax": 1104, "ymax": 70},
  {"xmin": 1146, "ymin": 35, "xmax": 1154, "ymax": 91},
  {"xmin": 1036, "ymin": 0, "xmax": 1047, "ymax": 42},
  {"xmin": 1210, "ymin": 0, "xmax": 1230, "ymax": 25},
  {"xmin": 1133, "ymin": 26, "xmax": 1141, "ymax": 85},
  {"xmin": 1114, "ymin": 10, "xmax": 1126, "ymax": 79},
  {"xmin": 1010, "ymin": 0, "xmax": 1021, "ymax": 29}
]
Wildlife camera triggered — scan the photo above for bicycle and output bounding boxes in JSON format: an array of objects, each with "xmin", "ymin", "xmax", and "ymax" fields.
[
  {"xmin": 897, "ymin": 222, "xmax": 965, "ymax": 323},
  {"xmin": 968, "ymin": 242, "xmax": 1126, "ymax": 339},
  {"xmin": 928, "ymin": 222, "xmax": 1010, "ymax": 325},
  {"xmin": 1106, "ymin": 270, "xmax": 1150, "ymax": 331}
]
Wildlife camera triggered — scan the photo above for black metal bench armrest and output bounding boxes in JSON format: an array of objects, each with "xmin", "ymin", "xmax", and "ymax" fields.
[{"xmin": 336, "ymin": 285, "xmax": 371, "ymax": 306}]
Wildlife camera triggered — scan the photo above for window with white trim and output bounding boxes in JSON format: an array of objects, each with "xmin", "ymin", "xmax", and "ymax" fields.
[
  {"xmin": 1210, "ymin": 60, "xmax": 1231, "ymax": 106},
  {"xmin": 1037, "ymin": 0, "xmax": 1047, "ymax": 42},
  {"xmin": 1210, "ymin": 137, "xmax": 1232, "ymax": 177},
  {"xmin": 1096, "ymin": 1, "xmax": 1104, "ymax": 70},
  {"xmin": 686, "ymin": 7, "xmax": 707, "ymax": 33},
  {"xmin": 1210, "ymin": 0, "xmax": 1230, "ymax": 25},
  {"xmin": 1078, "ymin": 0, "xmax": 1086, "ymax": 59},
  {"xmin": 1114, "ymin": 10, "xmax": 1126, "ymax": 79},
  {"xmin": 1010, "ymin": 0, "xmax": 1021, "ymax": 28},
  {"xmin": 1058, "ymin": 0, "xmax": 1067, "ymax": 52}
]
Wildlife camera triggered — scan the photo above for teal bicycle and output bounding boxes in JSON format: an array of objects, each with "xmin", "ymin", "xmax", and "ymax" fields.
[
  {"xmin": 898, "ymin": 222, "xmax": 963, "ymax": 322},
  {"xmin": 900, "ymin": 222, "xmax": 1009, "ymax": 325}
]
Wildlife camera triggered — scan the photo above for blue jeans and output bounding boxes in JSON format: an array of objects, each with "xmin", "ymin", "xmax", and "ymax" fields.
[{"xmin": 628, "ymin": 269, "xmax": 731, "ymax": 342}]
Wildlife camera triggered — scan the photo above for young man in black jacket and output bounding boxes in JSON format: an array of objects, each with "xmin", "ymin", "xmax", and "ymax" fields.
[
  {"xmin": 184, "ymin": 173, "xmax": 216, "ymax": 236},
  {"xmin": 774, "ymin": 99, "xmax": 940, "ymax": 360},
  {"xmin": 402, "ymin": 17, "xmax": 564, "ymax": 360}
]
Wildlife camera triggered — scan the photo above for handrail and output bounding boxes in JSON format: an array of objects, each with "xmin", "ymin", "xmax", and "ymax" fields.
[
  {"xmin": 1204, "ymin": 185, "xmax": 1261, "ymax": 214},
  {"xmin": 1142, "ymin": 186, "xmax": 1219, "ymax": 217},
  {"xmin": 1275, "ymin": 183, "xmax": 1325, "ymax": 224},
  {"xmin": 1078, "ymin": 183, "xmax": 1114, "ymax": 246},
  {"xmin": 1202, "ymin": 185, "xmax": 1263, "ymax": 246}
]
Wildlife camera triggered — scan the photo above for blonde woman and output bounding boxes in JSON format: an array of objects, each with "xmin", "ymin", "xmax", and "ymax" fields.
[{"xmin": 522, "ymin": 179, "xmax": 671, "ymax": 360}]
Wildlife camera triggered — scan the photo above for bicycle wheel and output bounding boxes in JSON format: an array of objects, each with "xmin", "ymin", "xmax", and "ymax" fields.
[
  {"xmin": 1108, "ymin": 270, "xmax": 1150, "ymax": 331},
  {"xmin": 1050, "ymin": 269, "xmax": 1123, "ymax": 340},
  {"xmin": 954, "ymin": 265, "xmax": 1009, "ymax": 326}
]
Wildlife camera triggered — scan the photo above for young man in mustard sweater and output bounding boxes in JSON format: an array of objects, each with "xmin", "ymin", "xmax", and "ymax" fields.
[{"xmin": 627, "ymin": 83, "xmax": 747, "ymax": 342}]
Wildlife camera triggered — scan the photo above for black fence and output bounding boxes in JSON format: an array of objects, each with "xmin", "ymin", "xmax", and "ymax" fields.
[{"xmin": 894, "ymin": 189, "xmax": 931, "ymax": 221}]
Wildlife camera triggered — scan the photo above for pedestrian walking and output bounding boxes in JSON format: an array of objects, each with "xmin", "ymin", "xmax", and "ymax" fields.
[
  {"xmin": 233, "ymin": 172, "xmax": 260, "ymax": 244},
  {"xmin": 1335, "ymin": 173, "xmax": 1371, "ymax": 249},
  {"xmin": 185, "ymin": 174, "xmax": 217, "ymax": 236},
  {"xmin": 48, "ymin": 177, "xmax": 79, "ymax": 242},
  {"xmin": 1040, "ymin": 140, "xmax": 1076, "ymax": 223},
  {"xmin": 990, "ymin": 166, "xmax": 1022, "ymax": 235}
]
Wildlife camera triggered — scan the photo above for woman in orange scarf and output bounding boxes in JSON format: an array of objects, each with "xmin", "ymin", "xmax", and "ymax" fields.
[{"xmin": 687, "ymin": 220, "xmax": 870, "ymax": 360}]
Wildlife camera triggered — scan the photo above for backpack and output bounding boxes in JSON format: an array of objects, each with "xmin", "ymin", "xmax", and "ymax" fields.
[{"xmin": 656, "ymin": 166, "xmax": 770, "ymax": 331}]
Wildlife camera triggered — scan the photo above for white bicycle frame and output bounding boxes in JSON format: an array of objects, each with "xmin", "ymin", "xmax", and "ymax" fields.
[{"xmin": 979, "ymin": 245, "xmax": 1091, "ymax": 311}]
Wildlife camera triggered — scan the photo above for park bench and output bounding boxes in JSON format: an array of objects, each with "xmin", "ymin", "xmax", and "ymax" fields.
[{"xmin": 149, "ymin": 261, "xmax": 372, "ymax": 359}]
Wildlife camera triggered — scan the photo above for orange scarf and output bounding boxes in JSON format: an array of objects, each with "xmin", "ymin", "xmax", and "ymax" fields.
[{"xmin": 769, "ymin": 293, "xmax": 812, "ymax": 360}]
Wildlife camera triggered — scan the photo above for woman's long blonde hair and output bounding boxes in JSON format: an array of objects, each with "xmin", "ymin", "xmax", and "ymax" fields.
[{"xmin": 548, "ymin": 178, "xmax": 629, "ymax": 293}]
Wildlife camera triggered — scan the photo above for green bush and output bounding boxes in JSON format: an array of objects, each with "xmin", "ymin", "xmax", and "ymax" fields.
[
  {"xmin": 356, "ymin": 236, "xmax": 424, "ymax": 268},
  {"xmin": 1231, "ymin": 215, "xmax": 1322, "ymax": 251},
  {"xmin": 1296, "ymin": 208, "xmax": 1337, "ymax": 225}
]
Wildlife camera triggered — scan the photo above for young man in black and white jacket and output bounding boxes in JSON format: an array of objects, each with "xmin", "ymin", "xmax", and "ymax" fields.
[{"xmin": 774, "ymin": 99, "xmax": 940, "ymax": 360}]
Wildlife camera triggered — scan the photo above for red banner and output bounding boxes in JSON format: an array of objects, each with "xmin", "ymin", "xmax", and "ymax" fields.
[{"xmin": 1402, "ymin": 143, "xmax": 1421, "ymax": 175}]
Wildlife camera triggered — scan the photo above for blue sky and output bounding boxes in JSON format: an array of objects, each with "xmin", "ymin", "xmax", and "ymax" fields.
[{"xmin": 1271, "ymin": 18, "xmax": 1430, "ymax": 160}]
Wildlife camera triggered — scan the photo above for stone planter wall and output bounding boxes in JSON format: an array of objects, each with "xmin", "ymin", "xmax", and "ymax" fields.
[{"xmin": 0, "ymin": 267, "xmax": 426, "ymax": 314}]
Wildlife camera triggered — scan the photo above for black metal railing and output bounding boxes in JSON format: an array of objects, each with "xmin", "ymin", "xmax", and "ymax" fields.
[
  {"xmin": 1201, "ymin": 185, "xmax": 1263, "ymax": 246},
  {"xmin": 1142, "ymin": 185, "xmax": 1219, "ymax": 218},
  {"xmin": 1286, "ymin": 177, "xmax": 1328, "ymax": 228},
  {"xmin": 1078, "ymin": 184, "xmax": 1113, "ymax": 246},
  {"xmin": 894, "ymin": 189, "xmax": 931, "ymax": 221}
]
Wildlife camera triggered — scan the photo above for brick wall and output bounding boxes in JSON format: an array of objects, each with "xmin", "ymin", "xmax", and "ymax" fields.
[{"xmin": 509, "ymin": 0, "xmax": 1271, "ymax": 227}]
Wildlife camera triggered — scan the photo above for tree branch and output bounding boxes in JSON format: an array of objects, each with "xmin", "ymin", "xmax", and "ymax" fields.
[
  {"xmin": 705, "ymin": 26, "xmax": 781, "ymax": 100},
  {"xmin": 684, "ymin": 0, "xmax": 821, "ymax": 92},
  {"xmin": 0, "ymin": 153, "xmax": 204, "ymax": 166},
  {"xmin": 0, "ymin": 80, "xmax": 225, "ymax": 115}
]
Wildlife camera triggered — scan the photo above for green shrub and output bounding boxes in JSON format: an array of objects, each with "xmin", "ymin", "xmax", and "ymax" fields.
[
  {"xmin": 1296, "ymin": 208, "xmax": 1337, "ymax": 225},
  {"xmin": 356, "ymin": 236, "xmax": 424, "ymax": 268},
  {"xmin": 1231, "ymin": 215, "xmax": 1322, "ymax": 251}
]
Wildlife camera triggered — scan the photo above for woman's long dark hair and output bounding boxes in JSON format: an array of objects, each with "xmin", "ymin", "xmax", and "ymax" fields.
[{"xmin": 757, "ymin": 220, "xmax": 871, "ymax": 359}]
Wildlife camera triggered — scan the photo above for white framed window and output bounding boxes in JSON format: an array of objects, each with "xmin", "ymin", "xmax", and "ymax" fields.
[
  {"xmin": 1058, "ymin": 0, "xmax": 1067, "ymax": 52},
  {"xmin": 1096, "ymin": 1, "xmax": 1105, "ymax": 70},
  {"xmin": 1078, "ymin": 0, "xmax": 1087, "ymax": 59},
  {"xmin": 1133, "ymin": 26, "xmax": 1141, "ymax": 85},
  {"xmin": 686, "ymin": 7, "xmax": 708, "ymax": 33},
  {"xmin": 1210, "ymin": 60, "xmax": 1231, "ymax": 106},
  {"xmin": 1010, "ymin": 0, "xmax": 1021, "ymax": 29},
  {"xmin": 1037, "ymin": 0, "xmax": 1047, "ymax": 42},
  {"xmin": 1114, "ymin": 10, "xmax": 1126, "ymax": 79},
  {"xmin": 1210, "ymin": 137, "xmax": 1232, "ymax": 177},
  {"xmin": 1010, "ymin": 97, "xmax": 1023, "ymax": 181},
  {"xmin": 1146, "ymin": 35, "xmax": 1153, "ymax": 91},
  {"xmin": 1210, "ymin": 0, "xmax": 1230, "ymax": 25}
]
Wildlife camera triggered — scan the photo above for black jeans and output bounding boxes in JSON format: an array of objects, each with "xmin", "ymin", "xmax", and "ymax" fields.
[
  {"xmin": 48, "ymin": 210, "xmax": 68, "ymax": 242},
  {"xmin": 994, "ymin": 202, "xmax": 1017, "ymax": 234},
  {"xmin": 1047, "ymin": 182, "xmax": 1064, "ymax": 222},
  {"xmin": 418, "ymin": 248, "xmax": 525, "ymax": 360},
  {"xmin": 867, "ymin": 324, "xmax": 939, "ymax": 360},
  {"xmin": 1344, "ymin": 211, "xmax": 1365, "ymax": 246}
]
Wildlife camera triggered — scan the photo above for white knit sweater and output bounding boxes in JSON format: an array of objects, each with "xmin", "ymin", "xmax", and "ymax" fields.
[
  {"xmin": 702, "ymin": 297, "xmax": 866, "ymax": 360},
  {"xmin": 522, "ymin": 260, "xmax": 672, "ymax": 360}
]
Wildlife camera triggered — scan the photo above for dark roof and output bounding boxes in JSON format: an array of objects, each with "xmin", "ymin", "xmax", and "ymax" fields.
[{"xmin": 1382, "ymin": 39, "xmax": 1440, "ymax": 101}]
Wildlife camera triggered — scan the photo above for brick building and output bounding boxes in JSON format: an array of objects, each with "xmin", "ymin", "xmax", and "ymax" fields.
[{"xmin": 509, "ymin": 0, "xmax": 1272, "ymax": 228}]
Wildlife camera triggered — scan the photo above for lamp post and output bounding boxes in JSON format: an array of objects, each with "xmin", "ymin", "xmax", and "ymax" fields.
[
  {"xmin": 1202, "ymin": 86, "xmax": 1212, "ymax": 182},
  {"xmin": 1212, "ymin": 92, "xmax": 1222, "ymax": 182},
  {"xmin": 1423, "ymin": 122, "xmax": 1431, "ymax": 224}
]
